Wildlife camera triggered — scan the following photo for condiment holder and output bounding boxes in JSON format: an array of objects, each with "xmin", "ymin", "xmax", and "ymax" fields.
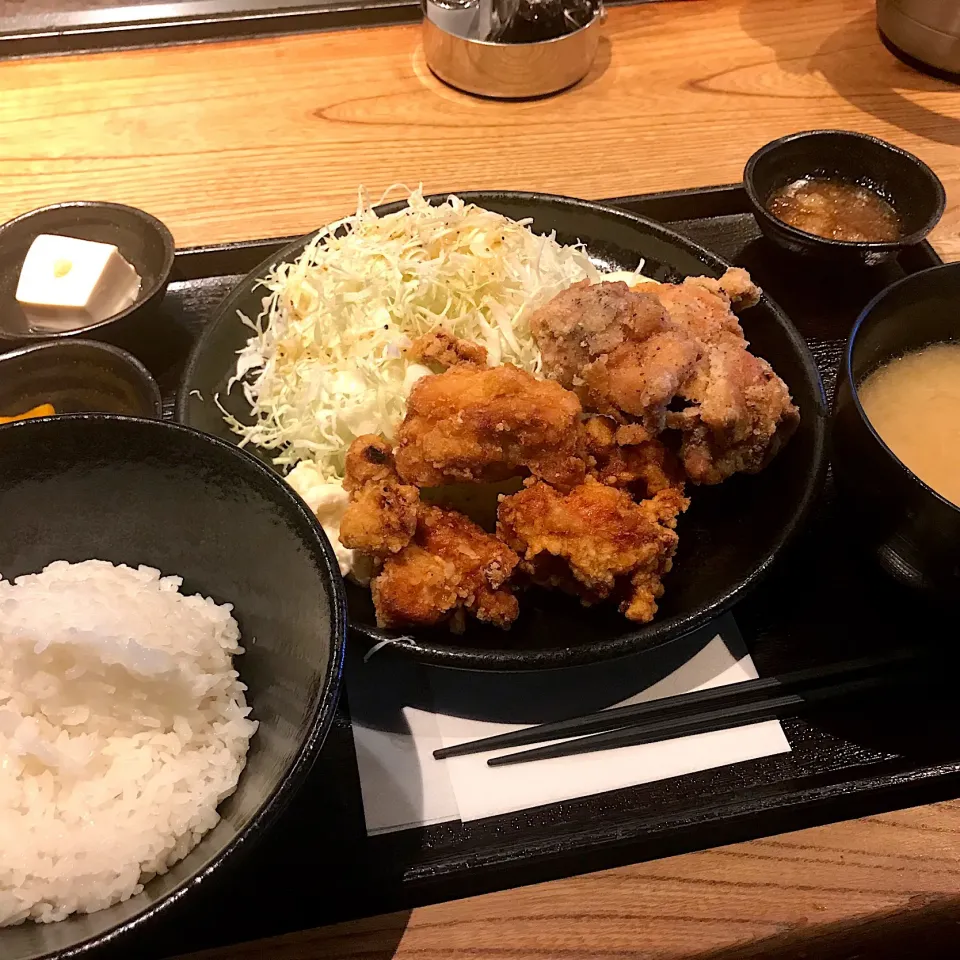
[{"xmin": 422, "ymin": 0, "xmax": 604, "ymax": 99}]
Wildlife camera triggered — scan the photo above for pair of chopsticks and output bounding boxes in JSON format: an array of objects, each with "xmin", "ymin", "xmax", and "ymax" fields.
[{"xmin": 432, "ymin": 648, "xmax": 925, "ymax": 768}]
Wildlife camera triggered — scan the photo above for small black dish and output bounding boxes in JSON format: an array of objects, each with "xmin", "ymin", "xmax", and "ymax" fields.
[
  {"xmin": 0, "ymin": 415, "xmax": 346, "ymax": 960},
  {"xmin": 832, "ymin": 262, "xmax": 960, "ymax": 598},
  {"xmin": 0, "ymin": 200, "xmax": 175, "ymax": 354},
  {"xmin": 0, "ymin": 339, "xmax": 162, "ymax": 419},
  {"xmin": 744, "ymin": 130, "xmax": 945, "ymax": 267}
]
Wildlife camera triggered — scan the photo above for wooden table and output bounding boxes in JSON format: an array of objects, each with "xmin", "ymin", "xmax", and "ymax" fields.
[{"xmin": 1, "ymin": 1, "xmax": 959, "ymax": 956}]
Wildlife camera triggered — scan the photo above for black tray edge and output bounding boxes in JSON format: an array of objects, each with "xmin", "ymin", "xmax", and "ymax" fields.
[{"xmin": 169, "ymin": 184, "xmax": 944, "ymax": 281}]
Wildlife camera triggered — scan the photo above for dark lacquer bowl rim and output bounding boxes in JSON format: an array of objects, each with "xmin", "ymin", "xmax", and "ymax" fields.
[
  {"xmin": 0, "ymin": 337, "xmax": 163, "ymax": 418},
  {"xmin": 176, "ymin": 190, "xmax": 829, "ymax": 672},
  {"xmin": 0, "ymin": 413, "xmax": 347, "ymax": 960},
  {"xmin": 744, "ymin": 129, "xmax": 946, "ymax": 253},
  {"xmin": 843, "ymin": 261, "xmax": 960, "ymax": 517},
  {"xmin": 0, "ymin": 200, "xmax": 176, "ymax": 343}
]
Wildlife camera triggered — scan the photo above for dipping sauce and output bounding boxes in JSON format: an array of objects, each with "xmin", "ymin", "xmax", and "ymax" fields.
[
  {"xmin": 767, "ymin": 178, "xmax": 900, "ymax": 242},
  {"xmin": 858, "ymin": 342, "xmax": 960, "ymax": 506}
]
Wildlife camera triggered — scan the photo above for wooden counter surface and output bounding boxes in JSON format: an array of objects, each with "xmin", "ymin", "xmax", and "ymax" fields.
[
  {"xmin": 185, "ymin": 799, "xmax": 960, "ymax": 960},
  {"xmin": 1, "ymin": 1, "xmax": 959, "ymax": 957},
  {"xmin": 0, "ymin": 0, "xmax": 957, "ymax": 257}
]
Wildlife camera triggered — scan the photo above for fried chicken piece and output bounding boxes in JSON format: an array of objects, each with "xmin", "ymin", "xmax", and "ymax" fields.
[
  {"xmin": 530, "ymin": 280, "xmax": 668, "ymax": 385},
  {"xmin": 394, "ymin": 364, "xmax": 586, "ymax": 490},
  {"xmin": 371, "ymin": 505, "xmax": 519, "ymax": 631},
  {"xmin": 666, "ymin": 344, "xmax": 800, "ymax": 484},
  {"xmin": 407, "ymin": 330, "xmax": 488, "ymax": 369},
  {"xmin": 579, "ymin": 332, "xmax": 703, "ymax": 430},
  {"xmin": 339, "ymin": 435, "xmax": 419, "ymax": 558},
  {"xmin": 531, "ymin": 269, "xmax": 799, "ymax": 485},
  {"xmin": 530, "ymin": 281, "xmax": 701, "ymax": 432},
  {"xmin": 653, "ymin": 270, "xmax": 754, "ymax": 350},
  {"xmin": 497, "ymin": 478, "xmax": 688, "ymax": 623},
  {"xmin": 687, "ymin": 265, "xmax": 761, "ymax": 311},
  {"xmin": 655, "ymin": 271, "xmax": 799, "ymax": 484},
  {"xmin": 343, "ymin": 434, "xmax": 397, "ymax": 493},
  {"xmin": 581, "ymin": 416, "xmax": 685, "ymax": 498}
]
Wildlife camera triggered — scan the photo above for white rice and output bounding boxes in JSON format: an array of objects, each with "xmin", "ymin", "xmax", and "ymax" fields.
[{"xmin": 0, "ymin": 560, "xmax": 258, "ymax": 926}]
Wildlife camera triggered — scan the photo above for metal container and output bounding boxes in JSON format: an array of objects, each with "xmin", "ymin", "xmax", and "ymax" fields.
[
  {"xmin": 877, "ymin": 0, "xmax": 960, "ymax": 76},
  {"xmin": 423, "ymin": 0, "xmax": 603, "ymax": 99}
]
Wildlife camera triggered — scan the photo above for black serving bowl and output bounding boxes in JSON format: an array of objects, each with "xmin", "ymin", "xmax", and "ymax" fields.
[
  {"xmin": 0, "ymin": 339, "xmax": 162, "ymax": 419},
  {"xmin": 178, "ymin": 191, "xmax": 829, "ymax": 671},
  {"xmin": 0, "ymin": 415, "xmax": 346, "ymax": 960},
  {"xmin": 832, "ymin": 262, "xmax": 960, "ymax": 597},
  {"xmin": 0, "ymin": 201, "xmax": 175, "ymax": 356},
  {"xmin": 744, "ymin": 130, "xmax": 945, "ymax": 266}
]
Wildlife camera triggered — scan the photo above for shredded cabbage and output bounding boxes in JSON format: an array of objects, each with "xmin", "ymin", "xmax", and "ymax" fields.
[{"xmin": 221, "ymin": 186, "xmax": 645, "ymax": 480}]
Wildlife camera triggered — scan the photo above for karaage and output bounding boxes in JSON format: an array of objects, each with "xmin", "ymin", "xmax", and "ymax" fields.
[
  {"xmin": 407, "ymin": 329, "xmax": 488, "ymax": 369},
  {"xmin": 655, "ymin": 270, "xmax": 799, "ymax": 484},
  {"xmin": 497, "ymin": 478, "xmax": 689, "ymax": 623},
  {"xmin": 530, "ymin": 280, "xmax": 702, "ymax": 432},
  {"xmin": 339, "ymin": 434, "xmax": 420, "ymax": 558},
  {"xmin": 581, "ymin": 415, "xmax": 685, "ymax": 499},
  {"xmin": 531, "ymin": 269, "xmax": 799, "ymax": 485},
  {"xmin": 372, "ymin": 505, "xmax": 520, "ymax": 631},
  {"xmin": 394, "ymin": 364, "xmax": 586, "ymax": 490}
]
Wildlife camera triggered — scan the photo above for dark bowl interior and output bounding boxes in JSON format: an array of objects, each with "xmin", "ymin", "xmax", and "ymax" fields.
[
  {"xmin": 0, "ymin": 201, "xmax": 175, "ymax": 348},
  {"xmin": 0, "ymin": 339, "xmax": 162, "ymax": 419},
  {"xmin": 744, "ymin": 130, "xmax": 945, "ymax": 264},
  {"xmin": 0, "ymin": 416, "xmax": 345, "ymax": 960},
  {"xmin": 177, "ymin": 191, "xmax": 828, "ymax": 671},
  {"xmin": 832, "ymin": 262, "xmax": 960, "ymax": 596}
]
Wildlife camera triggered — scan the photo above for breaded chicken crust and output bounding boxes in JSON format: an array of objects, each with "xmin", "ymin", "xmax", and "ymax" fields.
[
  {"xmin": 407, "ymin": 330, "xmax": 489, "ymax": 369},
  {"xmin": 497, "ymin": 478, "xmax": 689, "ymax": 623},
  {"xmin": 339, "ymin": 434, "xmax": 419, "ymax": 558},
  {"xmin": 394, "ymin": 364, "xmax": 586, "ymax": 490},
  {"xmin": 530, "ymin": 280, "xmax": 701, "ymax": 433},
  {"xmin": 581, "ymin": 415, "xmax": 685, "ymax": 499},
  {"xmin": 372, "ymin": 505, "xmax": 519, "ymax": 631},
  {"xmin": 531, "ymin": 269, "xmax": 799, "ymax": 485}
]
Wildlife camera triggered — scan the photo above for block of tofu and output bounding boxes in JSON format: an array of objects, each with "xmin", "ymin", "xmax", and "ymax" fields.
[{"xmin": 15, "ymin": 234, "xmax": 142, "ymax": 332}]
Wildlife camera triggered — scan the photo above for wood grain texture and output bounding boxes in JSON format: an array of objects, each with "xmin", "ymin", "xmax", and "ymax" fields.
[
  {"xmin": 180, "ymin": 800, "xmax": 960, "ymax": 959},
  {"xmin": 0, "ymin": 0, "xmax": 957, "ymax": 257},
  {"xmin": 2, "ymin": 2, "xmax": 959, "ymax": 957}
]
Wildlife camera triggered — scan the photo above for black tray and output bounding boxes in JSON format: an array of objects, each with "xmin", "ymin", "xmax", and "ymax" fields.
[{"xmin": 113, "ymin": 184, "xmax": 959, "ymax": 960}]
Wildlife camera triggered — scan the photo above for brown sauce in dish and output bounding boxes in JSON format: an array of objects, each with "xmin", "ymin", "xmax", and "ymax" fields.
[{"xmin": 767, "ymin": 178, "xmax": 900, "ymax": 242}]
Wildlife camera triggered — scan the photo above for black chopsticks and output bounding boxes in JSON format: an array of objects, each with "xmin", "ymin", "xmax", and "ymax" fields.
[{"xmin": 432, "ymin": 647, "xmax": 923, "ymax": 767}]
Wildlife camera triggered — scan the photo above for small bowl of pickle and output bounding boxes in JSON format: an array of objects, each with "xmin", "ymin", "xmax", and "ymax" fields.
[{"xmin": 0, "ymin": 339, "xmax": 162, "ymax": 422}]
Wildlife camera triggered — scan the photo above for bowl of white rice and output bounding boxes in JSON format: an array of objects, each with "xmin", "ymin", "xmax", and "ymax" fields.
[{"xmin": 0, "ymin": 414, "xmax": 346, "ymax": 959}]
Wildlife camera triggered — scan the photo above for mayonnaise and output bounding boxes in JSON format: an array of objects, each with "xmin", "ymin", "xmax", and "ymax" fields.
[
  {"xmin": 600, "ymin": 271, "xmax": 659, "ymax": 288},
  {"xmin": 285, "ymin": 462, "xmax": 375, "ymax": 584}
]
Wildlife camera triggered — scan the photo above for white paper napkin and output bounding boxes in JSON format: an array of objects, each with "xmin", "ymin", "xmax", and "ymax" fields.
[{"xmin": 347, "ymin": 615, "xmax": 790, "ymax": 834}]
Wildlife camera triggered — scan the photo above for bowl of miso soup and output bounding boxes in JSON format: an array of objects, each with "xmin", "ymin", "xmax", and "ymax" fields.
[
  {"xmin": 832, "ymin": 263, "xmax": 960, "ymax": 597},
  {"xmin": 745, "ymin": 130, "xmax": 945, "ymax": 266}
]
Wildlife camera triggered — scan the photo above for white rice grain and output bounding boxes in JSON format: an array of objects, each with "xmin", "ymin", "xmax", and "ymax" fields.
[{"xmin": 0, "ymin": 560, "xmax": 258, "ymax": 926}]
